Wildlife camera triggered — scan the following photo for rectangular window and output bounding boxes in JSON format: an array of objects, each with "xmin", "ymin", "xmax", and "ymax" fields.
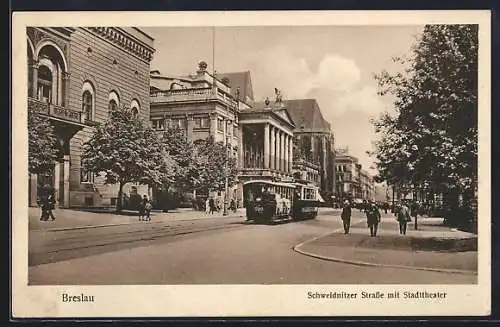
[
  {"xmin": 217, "ymin": 119, "xmax": 224, "ymax": 132},
  {"xmin": 152, "ymin": 119, "xmax": 165, "ymax": 130},
  {"xmin": 176, "ymin": 118, "xmax": 186, "ymax": 129},
  {"xmin": 80, "ymin": 168, "xmax": 93, "ymax": 183},
  {"xmin": 195, "ymin": 117, "xmax": 209, "ymax": 128}
]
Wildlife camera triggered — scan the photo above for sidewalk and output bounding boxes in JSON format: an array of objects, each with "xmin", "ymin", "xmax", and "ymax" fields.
[
  {"xmin": 29, "ymin": 207, "xmax": 246, "ymax": 231},
  {"xmin": 294, "ymin": 217, "xmax": 478, "ymax": 273}
]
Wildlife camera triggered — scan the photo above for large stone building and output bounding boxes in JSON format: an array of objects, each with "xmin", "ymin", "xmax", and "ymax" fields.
[
  {"xmin": 285, "ymin": 99, "xmax": 336, "ymax": 198},
  {"xmin": 150, "ymin": 63, "xmax": 297, "ymax": 204},
  {"xmin": 27, "ymin": 27, "xmax": 155, "ymax": 208},
  {"xmin": 335, "ymin": 147, "xmax": 375, "ymax": 202}
]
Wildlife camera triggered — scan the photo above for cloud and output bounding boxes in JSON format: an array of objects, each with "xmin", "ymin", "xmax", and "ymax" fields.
[
  {"xmin": 237, "ymin": 46, "xmax": 385, "ymax": 174},
  {"xmin": 316, "ymin": 55, "xmax": 361, "ymax": 92}
]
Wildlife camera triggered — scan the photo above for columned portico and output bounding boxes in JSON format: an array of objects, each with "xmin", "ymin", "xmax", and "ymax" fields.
[
  {"xmin": 238, "ymin": 105, "xmax": 295, "ymax": 186},
  {"xmin": 240, "ymin": 123, "xmax": 294, "ymax": 177}
]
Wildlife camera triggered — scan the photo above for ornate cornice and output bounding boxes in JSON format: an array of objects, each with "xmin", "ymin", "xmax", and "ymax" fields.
[{"xmin": 87, "ymin": 27, "xmax": 154, "ymax": 63}]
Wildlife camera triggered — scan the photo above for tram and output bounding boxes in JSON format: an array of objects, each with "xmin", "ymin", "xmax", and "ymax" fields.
[{"xmin": 243, "ymin": 180, "xmax": 324, "ymax": 224}]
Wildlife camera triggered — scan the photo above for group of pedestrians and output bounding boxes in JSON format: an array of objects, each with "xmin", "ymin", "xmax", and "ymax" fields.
[
  {"xmin": 204, "ymin": 197, "xmax": 237, "ymax": 215},
  {"xmin": 138, "ymin": 195, "xmax": 152, "ymax": 221},
  {"xmin": 340, "ymin": 200, "xmax": 413, "ymax": 237},
  {"xmin": 38, "ymin": 184, "xmax": 56, "ymax": 221}
]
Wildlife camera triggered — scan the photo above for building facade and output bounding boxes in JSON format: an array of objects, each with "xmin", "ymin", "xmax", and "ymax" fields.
[
  {"xmin": 335, "ymin": 147, "xmax": 375, "ymax": 202},
  {"xmin": 282, "ymin": 99, "xmax": 336, "ymax": 199},
  {"xmin": 150, "ymin": 64, "xmax": 296, "ymax": 205},
  {"xmin": 360, "ymin": 169, "xmax": 375, "ymax": 201},
  {"xmin": 27, "ymin": 27, "xmax": 155, "ymax": 208}
]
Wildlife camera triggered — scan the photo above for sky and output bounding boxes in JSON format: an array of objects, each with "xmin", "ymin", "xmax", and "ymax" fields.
[{"xmin": 141, "ymin": 25, "xmax": 424, "ymax": 176}]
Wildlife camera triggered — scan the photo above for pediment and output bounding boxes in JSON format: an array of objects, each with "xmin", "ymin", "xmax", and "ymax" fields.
[{"xmin": 273, "ymin": 108, "xmax": 295, "ymax": 127}]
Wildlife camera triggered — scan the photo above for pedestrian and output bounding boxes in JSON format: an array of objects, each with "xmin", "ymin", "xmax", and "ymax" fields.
[
  {"xmin": 230, "ymin": 198, "xmax": 236, "ymax": 212},
  {"xmin": 38, "ymin": 194, "xmax": 48, "ymax": 221},
  {"xmin": 366, "ymin": 202, "xmax": 381, "ymax": 237},
  {"xmin": 139, "ymin": 195, "xmax": 148, "ymax": 221},
  {"xmin": 144, "ymin": 198, "xmax": 152, "ymax": 221},
  {"xmin": 209, "ymin": 197, "xmax": 216, "ymax": 214},
  {"xmin": 396, "ymin": 203, "xmax": 411, "ymax": 235},
  {"xmin": 205, "ymin": 197, "xmax": 210, "ymax": 214},
  {"xmin": 341, "ymin": 200, "xmax": 352, "ymax": 234},
  {"xmin": 41, "ymin": 185, "xmax": 56, "ymax": 221}
]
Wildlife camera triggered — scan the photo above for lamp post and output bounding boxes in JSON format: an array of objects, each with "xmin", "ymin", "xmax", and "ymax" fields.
[{"xmin": 223, "ymin": 133, "xmax": 230, "ymax": 216}]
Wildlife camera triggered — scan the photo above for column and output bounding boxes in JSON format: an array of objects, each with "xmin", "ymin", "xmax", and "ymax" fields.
[
  {"xmin": 209, "ymin": 113, "xmax": 218, "ymax": 137},
  {"xmin": 238, "ymin": 125, "xmax": 244, "ymax": 168},
  {"xmin": 270, "ymin": 126, "xmax": 275, "ymax": 170},
  {"xmin": 186, "ymin": 115, "xmax": 194, "ymax": 141},
  {"xmin": 223, "ymin": 118, "xmax": 227, "ymax": 144},
  {"xmin": 276, "ymin": 129, "xmax": 281, "ymax": 170},
  {"xmin": 283, "ymin": 133, "xmax": 289, "ymax": 173},
  {"xmin": 31, "ymin": 61, "xmax": 39, "ymax": 99},
  {"xmin": 280, "ymin": 131, "xmax": 285, "ymax": 172},
  {"xmin": 263, "ymin": 124, "xmax": 270, "ymax": 169},
  {"xmin": 53, "ymin": 161, "xmax": 61, "ymax": 206},
  {"xmin": 63, "ymin": 155, "xmax": 70, "ymax": 208},
  {"xmin": 61, "ymin": 71, "xmax": 71, "ymax": 107},
  {"xmin": 29, "ymin": 173, "xmax": 38, "ymax": 207},
  {"xmin": 288, "ymin": 135, "xmax": 293, "ymax": 172}
]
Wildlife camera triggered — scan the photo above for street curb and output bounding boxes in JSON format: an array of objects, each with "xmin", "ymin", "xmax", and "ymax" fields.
[{"xmin": 292, "ymin": 226, "xmax": 477, "ymax": 276}]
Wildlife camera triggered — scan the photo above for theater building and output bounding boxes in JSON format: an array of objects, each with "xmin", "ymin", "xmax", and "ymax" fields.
[
  {"xmin": 27, "ymin": 27, "xmax": 155, "ymax": 208},
  {"xmin": 150, "ymin": 64, "xmax": 296, "ymax": 204}
]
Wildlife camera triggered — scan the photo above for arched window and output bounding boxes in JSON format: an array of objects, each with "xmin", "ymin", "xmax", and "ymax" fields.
[
  {"xmin": 81, "ymin": 81, "xmax": 95, "ymax": 121},
  {"xmin": 82, "ymin": 91, "xmax": 93, "ymax": 121},
  {"xmin": 38, "ymin": 65, "xmax": 52, "ymax": 103},
  {"xmin": 131, "ymin": 107, "xmax": 139, "ymax": 118},
  {"xmin": 108, "ymin": 99, "xmax": 118, "ymax": 111},
  {"xmin": 108, "ymin": 91, "xmax": 120, "ymax": 112},
  {"xmin": 130, "ymin": 99, "xmax": 140, "ymax": 119},
  {"xmin": 36, "ymin": 42, "xmax": 67, "ymax": 106}
]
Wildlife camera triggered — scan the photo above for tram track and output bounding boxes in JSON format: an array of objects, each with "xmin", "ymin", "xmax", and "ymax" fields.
[{"xmin": 29, "ymin": 219, "xmax": 246, "ymax": 266}]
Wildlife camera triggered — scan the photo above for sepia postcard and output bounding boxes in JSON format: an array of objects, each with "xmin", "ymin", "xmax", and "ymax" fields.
[{"xmin": 11, "ymin": 10, "xmax": 491, "ymax": 318}]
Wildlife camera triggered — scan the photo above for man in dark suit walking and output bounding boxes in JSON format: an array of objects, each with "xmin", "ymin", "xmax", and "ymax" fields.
[
  {"xmin": 341, "ymin": 200, "xmax": 352, "ymax": 234},
  {"xmin": 366, "ymin": 202, "xmax": 381, "ymax": 237}
]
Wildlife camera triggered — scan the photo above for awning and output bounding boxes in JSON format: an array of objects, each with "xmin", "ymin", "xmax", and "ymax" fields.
[{"xmin": 316, "ymin": 189, "xmax": 325, "ymax": 203}]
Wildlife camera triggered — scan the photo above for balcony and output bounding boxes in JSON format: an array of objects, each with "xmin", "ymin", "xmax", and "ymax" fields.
[
  {"xmin": 28, "ymin": 97, "xmax": 84, "ymax": 125},
  {"xmin": 239, "ymin": 167, "xmax": 293, "ymax": 180},
  {"xmin": 151, "ymin": 87, "xmax": 238, "ymax": 109}
]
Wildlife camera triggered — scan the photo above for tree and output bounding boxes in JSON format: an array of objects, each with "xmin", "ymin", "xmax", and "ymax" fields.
[
  {"xmin": 28, "ymin": 104, "xmax": 59, "ymax": 174},
  {"xmin": 372, "ymin": 25, "xmax": 478, "ymax": 227},
  {"xmin": 193, "ymin": 136, "xmax": 238, "ymax": 193},
  {"xmin": 161, "ymin": 124, "xmax": 201, "ymax": 193},
  {"xmin": 81, "ymin": 108, "xmax": 170, "ymax": 212}
]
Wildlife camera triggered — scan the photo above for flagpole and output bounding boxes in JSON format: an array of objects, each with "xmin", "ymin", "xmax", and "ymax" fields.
[{"xmin": 212, "ymin": 26, "xmax": 229, "ymax": 216}]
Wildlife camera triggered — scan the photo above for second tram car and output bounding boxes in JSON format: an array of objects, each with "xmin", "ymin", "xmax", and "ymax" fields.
[{"xmin": 243, "ymin": 180, "xmax": 324, "ymax": 224}]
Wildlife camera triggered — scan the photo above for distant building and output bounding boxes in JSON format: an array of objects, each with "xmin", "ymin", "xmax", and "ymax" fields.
[
  {"xmin": 27, "ymin": 27, "xmax": 155, "ymax": 208},
  {"xmin": 335, "ymin": 147, "xmax": 374, "ymax": 202},
  {"xmin": 374, "ymin": 184, "xmax": 391, "ymax": 203},
  {"xmin": 282, "ymin": 99, "xmax": 336, "ymax": 198},
  {"xmin": 149, "ymin": 64, "xmax": 295, "ymax": 204},
  {"xmin": 360, "ymin": 169, "xmax": 375, "ymax": 201}
]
